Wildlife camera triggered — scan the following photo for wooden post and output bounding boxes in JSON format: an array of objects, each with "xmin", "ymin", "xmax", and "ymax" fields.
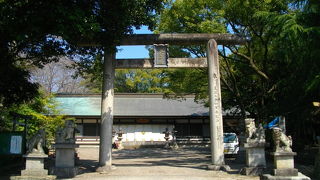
[
  {"xmin": 207, "ymin": 39, "xmax": 225, "ymax": 168},
  {"xmin": 97, "ymin": 48, "xmax": 115, "ymax": 172}
]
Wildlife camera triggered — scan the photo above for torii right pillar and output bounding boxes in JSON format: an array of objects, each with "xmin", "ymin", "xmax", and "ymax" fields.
[{"xmin": 207, "ymin": 39, "xmax": 228, "ymax": 170}]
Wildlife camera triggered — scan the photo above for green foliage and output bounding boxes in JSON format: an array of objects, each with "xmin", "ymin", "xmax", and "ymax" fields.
[
  {"xmin": 115, "ymin": 69, "xmax": 169, "ymax": 93},
  {"xmin": 0, "ymin": 0, "xmax": 164, "ymax": 107},
  {"xmin": 152, "ymin": 0, "xmax": 226, "ymax": 105},
  {"xmin": 78, "ymin": 53, "xmax": 104, "ymax": 93},
  {"xmin": 0, "ymin": 90, "xmax": 65, "ymax": 142},
  {"xmin": 79, "ymin": 51, "xmax": 171, "ymax": 94},
  {"xmin": 222, "ymin": 0, "xmax": 320, "ymax": 126},
  {"xmin": 157, "ymin": 0, "xmax": 226, "ymax": 34},
  {"xmin": 162, "ymin": 68, "xmax": 209, "ymax": 105},
  {"xmin": 155, "ymin": 0, "xmax": 320, "ymax": 144}
]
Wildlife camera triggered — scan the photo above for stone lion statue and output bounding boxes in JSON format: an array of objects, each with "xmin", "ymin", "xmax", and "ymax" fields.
[
  {"xmin": 245, "ymin": 118, "xmax": 265, "ymax": 143},
  {"xmin": 26, "ymin": 129, "xmax": 46, "ymax": 154},
  {"xmin": 272, "ymin": 127, "xmax": 292, "ymax": 152},
  {"xmin": 55, "ymin": 120, "xmax": 77, "ymax": 144}
]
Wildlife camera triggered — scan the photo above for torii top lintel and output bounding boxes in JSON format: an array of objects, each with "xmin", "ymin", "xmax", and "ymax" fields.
[{"xmin": 80, "ymin": 33, "xmax": 246, "ymax": 46}]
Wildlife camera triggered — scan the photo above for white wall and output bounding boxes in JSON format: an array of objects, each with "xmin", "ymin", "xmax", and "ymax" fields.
[{"xmin": 113, "ymin": 124, "xmax": 174, "ymax": 142}]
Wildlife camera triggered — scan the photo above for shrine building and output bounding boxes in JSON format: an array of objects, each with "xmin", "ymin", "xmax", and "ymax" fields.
[{"xmin": 55, "ymin": 93, "xmax": 241, "ymax": 146}]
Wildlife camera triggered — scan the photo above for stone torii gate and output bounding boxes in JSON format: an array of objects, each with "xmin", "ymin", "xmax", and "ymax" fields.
[{"xmin": 81, "ymin": 33, "xmax": 245, "ymax": 172}]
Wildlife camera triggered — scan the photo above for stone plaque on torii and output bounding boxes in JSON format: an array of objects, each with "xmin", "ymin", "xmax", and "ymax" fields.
[{"xmin": 79, "ymin": 33, "xmax": 246, "ymax": 172}]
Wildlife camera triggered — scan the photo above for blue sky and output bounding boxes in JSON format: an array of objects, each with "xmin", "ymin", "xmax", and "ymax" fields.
[
  {"xmin": 116, "ymin": 26, "xmax": 231, "ymax": 58},
  {"xmin": 116, "ymin": 26, "xmax": 152, "ymax": 59}
]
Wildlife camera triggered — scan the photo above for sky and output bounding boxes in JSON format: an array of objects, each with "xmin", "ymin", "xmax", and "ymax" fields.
[
  {"xmin": 116, "ymin": 26, "xmax": 152, "ymax": 59},
  {"xmin": 115, "ymin": 26, "xmax": 231, "ymax": 58}
]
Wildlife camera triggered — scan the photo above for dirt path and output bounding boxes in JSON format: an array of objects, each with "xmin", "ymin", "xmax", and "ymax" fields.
[{"xmin": 75, "ymin": 146, "xmax": 259, "ymax": 180}]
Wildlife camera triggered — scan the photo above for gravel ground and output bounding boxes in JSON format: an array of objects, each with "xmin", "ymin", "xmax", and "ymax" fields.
[{"xmin": 75, "ymin": 146, "xmax": 259, "ymax": 180}]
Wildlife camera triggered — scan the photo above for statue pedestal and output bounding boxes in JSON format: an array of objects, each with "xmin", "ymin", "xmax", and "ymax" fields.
[
  {"xmin": 261, "ymin": 173, "xmax": 311, "ymax": 180},
  {"xmin": 53, "ymin": 143, "xmax": 79, "ymax": 178},
  {"xmin": 240, "ymin": 141, "xmax": 266, "ymax": 175},
  {"xmin": 22, "ymin": 153, "xmax": 48, "ymax": 176},
  {"xmin": 11, "ymin": 153, "xmax": 56, "ymax": 180},
  {"xmin": 260, "ymin": 152, "xmax": 310, "ymax": 180},
  {"xmin": 272, "ymin": 152, "xmax": 297, "ymax": 176}
]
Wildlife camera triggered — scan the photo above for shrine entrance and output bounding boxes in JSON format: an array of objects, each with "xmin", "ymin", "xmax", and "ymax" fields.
[{"xmin": 80, "ymin": 33, "xmax": 245, "ymax": 172}]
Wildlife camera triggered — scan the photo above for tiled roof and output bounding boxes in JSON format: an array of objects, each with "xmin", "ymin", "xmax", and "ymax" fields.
[{"xmin": 55, "ymin": 94, "xmax": 209, "ymax": 117}]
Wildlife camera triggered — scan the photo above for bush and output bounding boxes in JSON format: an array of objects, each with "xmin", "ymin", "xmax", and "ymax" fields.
[{"xmin": 0, "ymin": 90, "xmax": 66, "ymax": 148}]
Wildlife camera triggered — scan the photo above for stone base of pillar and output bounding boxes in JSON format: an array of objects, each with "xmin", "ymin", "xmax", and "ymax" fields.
[
  {"xmin": 206, "ymin": 164, "xmax": 230, "ymax": 171},
  {"xmin": 240, "ymin": 166, "xmax": 265, "ymax": 176},
  {"xmin": 51, "ymin": 167, "xmax": 78, "ymax": 178},
  {"xmin": 96, "ymin": 165, "xmax": 116, "ymax": 174},
  {"xmin": 260, "ymin": 172, "xmax": 310, "ymax": 180}
]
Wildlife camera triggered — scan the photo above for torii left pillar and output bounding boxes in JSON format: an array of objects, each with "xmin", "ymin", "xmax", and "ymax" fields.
[{"xmin": 96, "ymin": 48, "xmax": 116, "ymax": 172}]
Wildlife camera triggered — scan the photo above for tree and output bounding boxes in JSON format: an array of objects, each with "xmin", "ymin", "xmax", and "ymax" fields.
[
  {"xmin": 30, "ymin": 57, "xmax": 88, "ymax": 94},
  {"xmin": 80, "ymin": 52, "xmax": 170, "ymax": 93},
  {"xmin": 0, "ymin": 90, "xmax": 65, "ymax": 142},
  {"xmin": 221, "ymin": 0, "xmax": 320, "ymax": 145},
  {"xmin": 0, "ymin": 0, "xmax": 163, "ymax": 107},
  {"xmin": 155, "ymin": 0, "xmax": 320, "ymax": 145},
  {"xmin": 115, "ymin": 69, "xmax": 169, "ymax": 93}
]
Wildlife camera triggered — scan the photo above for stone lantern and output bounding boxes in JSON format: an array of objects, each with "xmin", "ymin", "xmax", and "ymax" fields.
[{"xmin": 117, "ymin": 129, "xmax": 124, "ymax": 149}]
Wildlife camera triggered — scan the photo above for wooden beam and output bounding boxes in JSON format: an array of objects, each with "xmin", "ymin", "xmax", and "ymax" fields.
[
  {"xmin": 79, "ymin": 33, "xmax": 246, "ymax": 46},
  {"xmin": 114, "ymin": 58, "xmax": 207, "ymax": 69}
]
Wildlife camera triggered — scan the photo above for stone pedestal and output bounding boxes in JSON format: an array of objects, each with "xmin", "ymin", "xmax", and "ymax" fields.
[
  {"xmin": 260, "ymin": 152, "xmax": 310, "ymax": 180},
  {"xmin": 21, "ymin": 153, "xmax": 48, "ymax": 176},
  {"xmin": 53, "ymin": 143, "xmax": 79, "ymax": 178},
  {"xmin": 241, "ymin": 142, "xmax": 266, "ymax": 175},
  {"xmin": 261, "ymin": 173, "xmax": 311, "ymax": 180},
  {"xmin": 272, "ymin": 152, "xmax": 297, "ymax": 176},
  {"xmin": 11, "ymin": 153, "xmax": 56, "ymax": 180}
]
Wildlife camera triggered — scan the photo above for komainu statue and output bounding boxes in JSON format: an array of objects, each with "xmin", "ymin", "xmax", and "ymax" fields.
[
  {"xmin": 55, "ymin": 120, "xmax": 77, "ymax": 144},
  {"xmin": 245, "ymin": 118, "xmax": 265, "ymax": 143},
  {"xmin": 272, "ymin": 127, "xmax": 292, "ymax": 152},
  {"xmin": 26, "ymin": 129, "xmax": 46, "ymax": 154}
]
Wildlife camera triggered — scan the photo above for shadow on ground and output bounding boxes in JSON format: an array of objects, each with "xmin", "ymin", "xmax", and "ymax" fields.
[{"xmin": 77, "ymin": 146, "xmax": 246, "ymax": 175}]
